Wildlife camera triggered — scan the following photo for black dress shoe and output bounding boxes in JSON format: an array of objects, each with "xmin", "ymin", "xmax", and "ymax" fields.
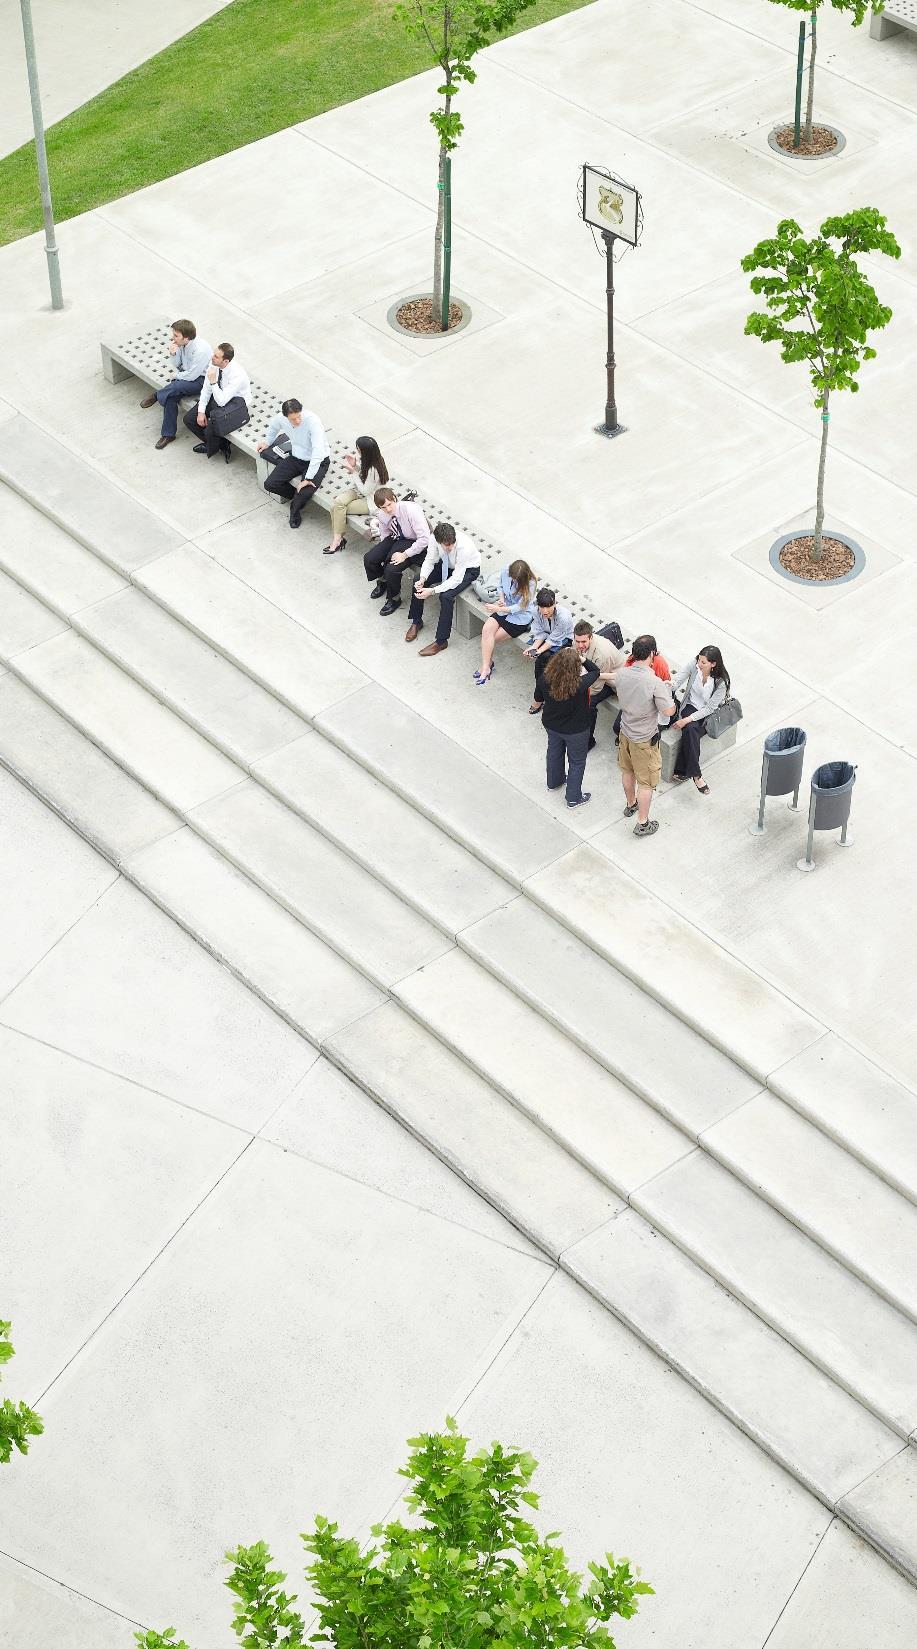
[
  {"xmin": 369, "ymin": 581, "xmax": 386, "ymax": 599},
  {"xmin": 192, "ymin": 442, "xmax": 207, "ymax": 454},
  {"xmin": 380, "ymin": 598, "xmax": 402, "ymax": 616},
  {"xmin": 222, "ymin": 442, "xmax": 232, "ymax": 464},
  {"xmin": 289, "ymin": 514, "xmax": 301, "ymax": 529}
]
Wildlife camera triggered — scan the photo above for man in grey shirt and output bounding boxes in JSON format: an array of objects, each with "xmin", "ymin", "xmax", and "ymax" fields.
[{"xmin": 609, "ymin": 637, "xmax": 674, "ymax": 838}]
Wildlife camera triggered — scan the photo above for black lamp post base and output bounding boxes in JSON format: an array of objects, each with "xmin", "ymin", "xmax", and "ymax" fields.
[{"xmin": 594, "ymin": 420, "xmax": 626, "ymax": 439}]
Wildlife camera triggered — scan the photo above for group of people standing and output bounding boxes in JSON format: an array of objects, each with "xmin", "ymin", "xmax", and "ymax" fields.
[{"xmin": 140, "ymin": 320, "xmax": 732, "ymax": 836}]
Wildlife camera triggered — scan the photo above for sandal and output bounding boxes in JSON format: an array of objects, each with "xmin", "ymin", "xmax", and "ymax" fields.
[
  {"xmin": 474, "ymin": 671, "xmax": 493, "ymax": 686},
  {"xmin": 671, "ymin": 775, "xmax": 689, "ymax": 784},
  {"xmin": 528, "ymin": 702, "xmax": 543, "ymax": 715},
  {"xmin": 694, "ymin": 780, "xmax": 711, "ymax": 795},
  {"xmin": 323, "ymin": 536, "xmax": 347, "ymax": 556}
]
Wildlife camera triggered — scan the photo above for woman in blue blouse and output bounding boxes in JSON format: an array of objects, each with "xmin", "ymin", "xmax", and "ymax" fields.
[{"xmin": 474, "ymin": 559, "xmax": 538, "ymax": 686}]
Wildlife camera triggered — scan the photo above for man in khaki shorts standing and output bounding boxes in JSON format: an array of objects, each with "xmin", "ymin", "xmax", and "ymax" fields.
[{"xmin": 610, "ymin": 637, "xmax": 675, "ymax": 838}]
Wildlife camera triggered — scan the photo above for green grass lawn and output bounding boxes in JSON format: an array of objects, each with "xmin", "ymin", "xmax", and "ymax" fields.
[{"xmin": 0, "ymin": 0, "xmax": 594, "ymax": 246}]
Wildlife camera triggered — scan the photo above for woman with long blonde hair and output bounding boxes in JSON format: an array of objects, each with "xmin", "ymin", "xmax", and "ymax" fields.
[{"xmin": 474, "ymin": 558, "xmax": 538, "ymax": 685}]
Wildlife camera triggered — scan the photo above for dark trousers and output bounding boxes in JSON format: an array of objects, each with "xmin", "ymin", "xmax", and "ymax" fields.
[
  {"xmin": 182, "ymin": 396, "xmax": 249, "ymax": 457},
  {"xmin": 588, "ymin": 682, "xmax": 615, "ymax": 746},
  {"xmin": 409, "ymin": 564, "xmax": 478, "ymax": 646},
  {"xmin": 262, "ymin": 448, "xmax": 330, "ymax": 516},
  {"xmin": 546, "ymin": 727, "xmax": 590, "ymax": 805},
  {"xmin": 673, "ymin": 702, "xmax": 706, "ymax": 778},
  {"xmin": 157, "ymin": 375, "xmax": 204, "ymax": 438},
  {"xmin": 363, "ymin": 536, "xmax": 420, "ymax": 598}
]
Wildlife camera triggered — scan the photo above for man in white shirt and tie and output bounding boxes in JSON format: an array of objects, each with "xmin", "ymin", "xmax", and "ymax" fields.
[
  {"xmin": 405, "ymin": 521, "xmax": 481, "ymax": 656},
  {"xmin": 141, "ymin": 318, "xmax": 212, "ymax": 450},
  {"xmin": 256, "ymin": 399, "xmax": 331, "ymax": 529},
  {"xmin": 182, "ymin": 342, "xmax": 251, "ymax": 463}
]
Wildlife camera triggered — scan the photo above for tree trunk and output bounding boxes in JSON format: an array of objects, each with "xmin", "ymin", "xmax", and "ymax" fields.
[
  {"xmin": 804, "ymin": 4, "xmax": 817, "ymax": 145},
  {"xmin": 432, "ymin": 142, "xmax": 445, "ymax": 313},
  {"xmin": 812, "ymin": 386, "xmax": 830, "ymax": 563}
]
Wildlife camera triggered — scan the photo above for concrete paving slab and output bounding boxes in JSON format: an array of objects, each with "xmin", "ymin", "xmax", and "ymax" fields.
[
  {"xmin": 765, "ymin": 1518, "xmax": 917, "ymax": 1649},
  {"xmin": 840, "ymin": 1447, "xmax": 917, "ymax": 1584},
  {"xmin": 0, "ymin": 566, "xmax": 68, "ymax": 658},
  {"xmin": 0, "ymin": 674, "xmax": 181, "ymax": 866},
  {"xmin": 189, "ymin": 779, "xmax": 452, "ymax": 986},
  {"xmin": 128, "ymin": 825, "xmax": 384, "ymax": 1043},
  {"xmin": 0, "ymin": 878, "xmax": 314, "ymax": 1130},
  {"xmin": 393, "ymin": 944, "xmax": 694, "ymax": 1196},
  {"xmin": 0, "ymin": 482, "xmax": 127, "ymax": 616},
  {"xmin": 0, "ymin": 1024, "xmax": 243, "ymax": 1400},
  {"xmin": 459, "ymin": 1271, "xmax": 832, "ymax": 1649},
  {"xmin": 74, "ymin": 586, "xmax": 309, "ymax": 765},
  {"xmin": 253, "ymin": 731, "xmax": 513, "ymax": 934},
  {"xmin": 770, "ymin": 1034, "xmax": 917, "ymax": 1204},
  {"xmin": 134, "ymin": 540, "xmax": 367, "ymax": 716},
  {"xmin": 0, "ymin": 764, "xmax": 116, "ymax": 1002},
  {"xmin": 705, "ymin": 1092, "xmax": 917, "ymax": 1324},
  {"xmin": 566, "ymin": 1209, "xmax": 899, "ymax": 1506},
  {"xmin": 14, "ymin": 629, "xmax": 241, "ymax": 812},
  {"xmin": 0, "ymin": 416, "xmax": 184, "ymax": 573},
  {"xmin": 0, "ymin": 1139, "xmax": 547, "ymax": 1644},
  {"xmin": 0, "ymin": 1554, "xmax": 131, "ymax": 1649},
  {"xmin": 459, "ymin": 898, "xmax": 760, "ymax": 1134},
  {"xmin": 525, "ymin": 844, "xmax": 823, "ymax": 1081},
  {"xmin": 326, "ymin": 999, "xmax": 622, "ymax": 1256},
  {"xmin": 635, "ymin": 1148, "xmax": 917, "ymax": 1435},
  {"xmin": 263, "ymin": 1054, "xmax": 543, "ymax": 1259}
]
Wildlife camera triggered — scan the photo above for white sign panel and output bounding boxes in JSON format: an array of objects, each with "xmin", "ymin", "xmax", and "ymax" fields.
[{"xmin": 582, "ymin": 166, "xmax": 639, "ymax": 246}]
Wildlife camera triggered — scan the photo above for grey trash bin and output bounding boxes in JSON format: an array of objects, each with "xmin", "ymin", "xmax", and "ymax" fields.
[
  {"xmin": 749, "ymin": 726, "xmax": 807, "ymax": 834},
  {"xmin": 797, "ymin": 760, "xmax": 856, "ymax": 872}
]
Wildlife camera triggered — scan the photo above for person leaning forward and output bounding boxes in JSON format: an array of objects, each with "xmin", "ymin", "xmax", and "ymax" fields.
[
  {"xmin": 609, "ymin": 636, "xmax": 674, "ymax": 839},
  {"xmin": 405, "ymin": 523, "xmax": 481, "ymax": 656},
  {"xmin": 363, "ymin": 488, "xmax": 432, "ymax": 615},
  {"xmin": 141, "ymin": 318, "xmax": 212, "ymax": 450},
  {"xmin": 257, "ymin": 399, "xmax": 331, "ymax": 527},
  {"xmin": 182, "ymin": 342, "xmax": 251, "ymax": 463}
]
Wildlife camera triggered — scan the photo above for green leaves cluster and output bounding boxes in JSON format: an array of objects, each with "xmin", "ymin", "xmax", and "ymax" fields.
[
  {"xmin": 742, "ymin": 208, "xmax": 899, "ymax": 400},
  {"xmin": 394, "ymin": 0, "xmax": 537, "ymax": 151},
  {"xmin": 0, "ymin": 1320, "xmax": 43, "ymax": 1466},
  {"xmin": 135, "ymin": 1421, "xmax": 651, "ymax": 1649},
  {"xmin": 766, "ymin": 0, "xmax": 871, "ymax": 21}
]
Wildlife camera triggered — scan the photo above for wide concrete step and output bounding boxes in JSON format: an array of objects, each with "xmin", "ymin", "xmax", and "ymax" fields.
[
  {"xmin": 10, "ymin": 628, "xmax": 240, "ymax": 812},
  {"xmin": 565, "ymin": 1209, "xmax": 901, "ymax": 1510},
  {"xmin": 0, "ymin": 567, "xmax": 68, "ymax": 659},
  {"xmin": 252, "ymin": 732, "xmax": 513, "ymax": 936},
  {"xmin": 0, "ymin": 484, "xmax": 127, "ymax": 616},
  {"xmin": 73, "ymin": 585, "xmax": 309, "ymax": 766},
  {"xmin": 0, "ymin": 415, "xmax": 182, "ymax": 575},
  {"xmin": 325, "ymin": 999, "xmax": 622, "ymax": 1258},
  {"xmin": 839, "ymin": 1450, "xmax": 917, "ymax": 1585},
  {"xmin": 188, "ymin": 780, "xmax": 452, "ymax": 988},
  {"xmin": 394, "ymin": 946, "xmax": 693, "ymax": 1197},
  {"xmin": 634, "ymin": 1149, "xmax": 917, "ymax": 1437},
  {"xmin": 134, "ymin": 541, "xmax": 366, "ymax": 718},
  {"xmin": 704, "ymin": 1092, "xmax": 917, "ymax": 1327},
  {"xmin": 316, "ymin": 682, "xmax": 576, "ymax": 884},
  {"xmin": 457, "ymin": 897, "xmax": 761, "ymax": 1136},
  {"xmin": 0, "ymin": 673, "xmax": 180, "ymax": 865}
]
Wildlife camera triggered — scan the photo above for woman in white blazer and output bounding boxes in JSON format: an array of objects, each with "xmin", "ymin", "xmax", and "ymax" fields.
[{"xmin": 671, "ymin": 646, "xmax": 730, "ymax": 794}]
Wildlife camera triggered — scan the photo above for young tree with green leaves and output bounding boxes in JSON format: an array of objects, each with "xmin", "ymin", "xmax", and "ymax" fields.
[
  {"xmin": 394, "ymin": 0, "xmax": 536, "ymax": 327},
  {"xmin": 767, "ymin": 0, "xmax": 875, "ymax": 146},
  {"xmin": 0, "ymin": 1320, "xmax": 44, "ymax": 1465},
  {"xmin": 134, "ymin": 1419, "xmax": 652, "ymax": 1649},
  {"xmin": 742, "ymin": 207, "xmax": 899, "ymax": 563}
]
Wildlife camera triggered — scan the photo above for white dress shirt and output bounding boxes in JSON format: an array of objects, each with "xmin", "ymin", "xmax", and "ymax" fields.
[
  {"xmin": 418, "ymin": 530, "xmax": 481, "ymax": 594},
  {"xmin": 171, "ymin": 336, "xmax": 211, "ymax": 381},
  {"xmin": 263, "ymin": 410, "xmax": 330, "ymax": 479},
  {"xmin": 199, "ymin": 360, "xmax": 251, "ymax": 415}
]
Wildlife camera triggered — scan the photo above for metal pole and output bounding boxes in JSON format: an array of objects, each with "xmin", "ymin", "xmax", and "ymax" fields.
[
  {"xmin": 793, "ymin": 19, "xmax": 806, "ymax": 150},
  {"xmin": 796, "ymin": 794, "xmax": 817, "ymax": 872},
  {"xmin": 18, "ymin": 0, "xmax": 63, "ymax": 309},
  {"xmin": 440, "ymin": 154, "xmax": 452, "ymax": 332},
  {"xmin": 603, "ymin": 230, "xmax": 617, "ymax": 431},
  {"xmin": 749, "ymin": 754, "xmax": 769, "ymax": 835}
]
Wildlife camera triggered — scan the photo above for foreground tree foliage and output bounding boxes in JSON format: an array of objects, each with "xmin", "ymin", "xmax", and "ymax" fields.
[
  {"xmin": 0, "ymin": 1320, "xmax": 43, "ymax": 1466},
  {"xmin": 742, "ymin": 208, "xmax": 900, "ymax": 561},
  {"xmin": 135, "ymin": 1420, "xmax": 652, "ymax": 1648}
]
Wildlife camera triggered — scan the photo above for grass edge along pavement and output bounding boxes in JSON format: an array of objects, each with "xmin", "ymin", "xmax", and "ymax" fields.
[{"xmin": 0, "ymin": 0, "xmax": 595, "ymax": 247}]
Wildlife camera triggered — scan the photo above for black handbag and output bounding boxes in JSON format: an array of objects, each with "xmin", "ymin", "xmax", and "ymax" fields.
[{"xmin": 209, "ymin": 396, "xmax": 250, "ymax": 439}]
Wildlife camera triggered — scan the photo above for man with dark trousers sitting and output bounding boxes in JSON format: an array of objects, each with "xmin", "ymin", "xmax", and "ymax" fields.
[
  {"xmin": 140, "ymin": 318, "xmax": 212, "ymax": 451},
  {"xmin": 256, "ymin": 400, "xmax": 331, "ymax": 529},
  {"xmin": 404, "ymin": 522, "xmax": 480, "ymax": 657},
  {"xmin": 182, "ymin": 342, "xmax": 251, "ymax": 463}
]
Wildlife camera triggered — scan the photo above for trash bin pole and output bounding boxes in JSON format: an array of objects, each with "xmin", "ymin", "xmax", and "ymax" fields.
[{"xmin": 797, "ymin": 790, "xmax": 817, "ymax": 873}]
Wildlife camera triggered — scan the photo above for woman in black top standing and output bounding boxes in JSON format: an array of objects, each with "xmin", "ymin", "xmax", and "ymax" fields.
[{"xmin": 540, "ymin": 647, "xmax": 599, "ymax": 808}]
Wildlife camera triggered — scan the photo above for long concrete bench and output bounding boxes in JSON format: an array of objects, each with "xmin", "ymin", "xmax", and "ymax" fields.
[
  {"xmin": 100, "ymin": 325, "xmax": 737, "ymax": 772},
  {"xmin": 870, "ymin": 2, "xmax": 917, "ymax": 37}
]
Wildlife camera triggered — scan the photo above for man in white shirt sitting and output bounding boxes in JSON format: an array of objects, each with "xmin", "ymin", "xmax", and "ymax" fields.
[
  {"xmin": 256, "ymin": 399, "xmax": 331, "ymax": 529},
  {"xmin": 405, "ymin": 522, "xmax": 481, "ymax": 657},
  {"xmin": 141, "ymin": 318, "xmax": 212, "ymax": 451},
  {"xmin": 182, "ymin": 342, "xmax": 251, "ymax": 463}
]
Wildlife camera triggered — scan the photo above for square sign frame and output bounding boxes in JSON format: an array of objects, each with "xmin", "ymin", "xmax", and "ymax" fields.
[{"xmin": 581, "ymin": 165, "xmax": 639, "ymax": 247}]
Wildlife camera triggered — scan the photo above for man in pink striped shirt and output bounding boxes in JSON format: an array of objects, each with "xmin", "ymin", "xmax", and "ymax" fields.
[{"xmin": 363, "ymin": 488, "xmax": 433, "ymax": 616}]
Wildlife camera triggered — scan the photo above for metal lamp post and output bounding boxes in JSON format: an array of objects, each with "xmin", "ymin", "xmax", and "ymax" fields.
[
  {"xmin": 19, "ymin": 0, "xmax": 63, "ymax": 309},
  {"xmin": 580, "ymin": 165, "xmax": 641, "ymax": 439}
]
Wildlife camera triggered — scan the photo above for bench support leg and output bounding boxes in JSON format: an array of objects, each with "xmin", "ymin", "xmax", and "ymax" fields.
[
  {"xmin": 100, "ymin": 345, "xmax": 132, "ymax": 385},
  {"xmin": 870, "ymin": 11, "xmax": 902, "ymax": 37}
]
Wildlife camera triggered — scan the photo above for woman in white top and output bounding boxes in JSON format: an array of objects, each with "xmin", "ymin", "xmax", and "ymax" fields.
[
  {"xmin": 671, "ymin": 646, "xmax": 730, "ymax": 794},
  {"xmin": 324, "ymin": 436, "xmax": 388, "ymax": 555}
]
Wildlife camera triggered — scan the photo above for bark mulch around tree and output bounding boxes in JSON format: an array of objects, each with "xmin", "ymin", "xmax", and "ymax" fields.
[
  {"xmin": 772, "ymin": 124, "xmax": 839, "ymax": 157},
  {"xmin": 779, "ymin": 534, "xmax": 855, "ymax": 581},
  {"xmin": 396, "ymin": 297, "xmax": 465, "ymax": 334}
]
